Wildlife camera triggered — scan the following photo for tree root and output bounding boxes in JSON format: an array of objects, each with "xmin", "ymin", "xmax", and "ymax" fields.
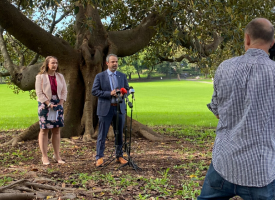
[
  {"xmin": 0, "ymin": 193, "xmax": 37, "ymax": 200},
  {"xmin": 0, "ymin": 179, "xmax": 80, "ymax": 200},
  {"xmin": 0, "ymin": 122, "xmax": 40, "ymax": 147},
  {"xmin": 129, "ymin": 118, "xmax": 176, "ymax": 141},
  {"xmin": 0, "ymin": 114, "xmax": 175, "ymax": 147}
]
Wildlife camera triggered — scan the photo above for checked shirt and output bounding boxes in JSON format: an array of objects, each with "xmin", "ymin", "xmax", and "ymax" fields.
[{"xmin": 209, "ymin": 48, "xmax": 275, "ymax": 187}]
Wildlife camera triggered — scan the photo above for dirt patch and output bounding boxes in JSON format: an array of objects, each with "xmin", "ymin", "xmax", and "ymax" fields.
[{"xmin": 0, "ymin": 127, "xmax": 243, "ymax": 199}]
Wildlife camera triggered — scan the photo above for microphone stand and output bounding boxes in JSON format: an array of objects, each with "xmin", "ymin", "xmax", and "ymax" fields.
[
  {"xmin": 100, "ymin": 92, "xmax": 124, "ymax": 169},
  {"xmin": 124, "ymin": 96, "xmax": 128, "ymax": 152},
  {"xmin": 118, "ymin": 93, "xmax": 141, "ymax": 172}
]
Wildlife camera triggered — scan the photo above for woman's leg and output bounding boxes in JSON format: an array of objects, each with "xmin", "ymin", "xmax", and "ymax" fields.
[
  {"xmin": 52, "ymin": 127, "xmax": 65, "ymax": 163},
  {"xmin": 39, "ymin": 129, "xmax": 49, "ymax": 164}
]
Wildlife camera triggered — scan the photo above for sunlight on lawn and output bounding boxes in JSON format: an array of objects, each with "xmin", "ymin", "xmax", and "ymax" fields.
[
  {"xmin": 0, "ymin": 79, "xmax": 217, "ymax": 130},
  {"xmin": 128, "ymin": 79, "xmax": 217, "ymax": 127}
]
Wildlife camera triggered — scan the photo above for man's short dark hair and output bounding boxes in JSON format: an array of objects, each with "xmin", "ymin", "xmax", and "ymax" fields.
[
  {"xmin": 245, "ymin": 19, "xmax": 274, "ymax": 43},
  {"xmin": 106, "ymin": 54, "xmax": 118, "ymax": 62}
]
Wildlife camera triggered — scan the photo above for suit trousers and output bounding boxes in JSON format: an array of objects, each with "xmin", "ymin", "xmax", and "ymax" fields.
[{"xmin": 96, "ymin": 105, "xmax": 125, "ymax": 160}]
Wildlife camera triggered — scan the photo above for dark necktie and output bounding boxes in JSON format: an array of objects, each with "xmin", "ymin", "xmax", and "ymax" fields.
[{"xmin": 111, "ymin": 73, "xmax": 117, "ymax": 90}]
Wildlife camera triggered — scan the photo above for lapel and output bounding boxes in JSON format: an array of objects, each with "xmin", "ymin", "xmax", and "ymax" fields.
[
  {"xmin": 42, "ymin": 73, "xmax": 51, "ymax": 98},
  {"xmin": 56, "ymin": 73, "xmax": 61, "ymax": 96},
  {"xmin": 116, "ymin": 71, "xmax": 122, "ymax": 88},
  {"xmin": 43, "ymin": 73, "xmax": 50, "ymax": 85},
  {"xmin": 104, "ymin": 70, "xmax": 112, "ymax": 90}
]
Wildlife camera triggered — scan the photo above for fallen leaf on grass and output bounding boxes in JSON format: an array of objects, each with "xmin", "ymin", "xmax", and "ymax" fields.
[
  {"xmin": 127, "ymin": 186, "xmax": 133, "ymax": 191},
  {"xmin": 188, "ymin": 174, "xmax": 197, "ymax": 178}
]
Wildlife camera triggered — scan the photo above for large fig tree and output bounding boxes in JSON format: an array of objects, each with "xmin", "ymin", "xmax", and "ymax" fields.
[{"xmin": 1, "ymin": 0, "xmax": 275, "ymax": 146}]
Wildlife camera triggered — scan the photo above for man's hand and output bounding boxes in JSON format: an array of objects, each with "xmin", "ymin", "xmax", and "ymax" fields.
[
  {"xmin": 216, "ymin": 115, "xmax": 219, "ymax": 119},
  {"xmin": 111, "ymin": 90, "xmax": 117, "ymax": 96}
]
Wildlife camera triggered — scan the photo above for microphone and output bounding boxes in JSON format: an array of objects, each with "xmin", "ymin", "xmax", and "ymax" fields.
[
  {"xmin": 120, "ymin": 88, "xmax": 127, "ymax": 95},
  {"xmin": 129, "ymin": 86, "xmax": 135, "ymax": 100},
  {"xmin": 115, "ymin": 87, "xmax": 122, "ymax": 103},
  {"xmin": 120, "ymin": 88, "xmax": 133, "ymax": 108},
  {"xmin": 115, "ymin": 87, "xmax": 121, "ymax": 95}
]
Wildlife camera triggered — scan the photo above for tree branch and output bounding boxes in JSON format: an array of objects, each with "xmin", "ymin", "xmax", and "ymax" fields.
[
  {"xmin": 0, "ymin": 0, "xmax": 76, "ymax": 61},
  {"xmin": 49, "ymin": 4, "xmax": 58, "ymax": 33},
  {"xmin": 28, "ymin": 5, "xmax": 73, "ymax": 66},
  {"xmin": 158, "ymin": 54, "xmax": 199, "ymax": 63},
  {"xmin": 108, "ymin": 12, "xmax": 164, "ymax": 57},
  {"xmin": 54, "ymin": 7, "xmax": 73, "ymax": 25},
  {"xmin": 6, "ymin": 33, "xmax": 25, "ymax": 66},
  {"xmin": 178, "ymin": 31, "xmax": 223, "ymax": 57},
  {"xmin": 27, "ymin": 53, "xmax": 40, "ymax": 66},
  {"xmin": 0, "ymin": 71, "xmax": 10, "ymax": 77},
  {"xmin": 0, "ymin": 26, "xmax": 15, "ymax": 73}
]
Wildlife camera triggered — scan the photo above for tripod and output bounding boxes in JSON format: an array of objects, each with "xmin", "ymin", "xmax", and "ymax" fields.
[
  {"xmin": 100, "ymin": 92, "xmax": 124, "ymax": 169},
  {"xmin": 118, "ymin": 94, "xmax": 141, "ymax": 171}
]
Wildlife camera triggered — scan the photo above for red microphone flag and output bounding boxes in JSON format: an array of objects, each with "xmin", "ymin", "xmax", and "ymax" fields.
[{"xmin": 120, "ymin": 88, "xmax": 127, "ymax": 95}]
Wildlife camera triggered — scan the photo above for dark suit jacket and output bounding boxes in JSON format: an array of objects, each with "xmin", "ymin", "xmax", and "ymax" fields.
[{"xmin": 92, "ymin": 70, "xmax": 129, "ymax": 116}]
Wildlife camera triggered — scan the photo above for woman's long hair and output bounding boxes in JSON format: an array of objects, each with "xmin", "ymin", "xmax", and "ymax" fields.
[{"xmin": 38, "ymin": 56, "xmax": 59, "ymax": 75}]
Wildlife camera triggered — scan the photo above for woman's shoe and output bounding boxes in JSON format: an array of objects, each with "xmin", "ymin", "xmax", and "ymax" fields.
[
  {"xmin": 53, "ymin": 155, "xmax": 65, "ymax": 164},
  {"xmin": 42, "ymin": 157, "xmax": 50, "ymax": 165}
]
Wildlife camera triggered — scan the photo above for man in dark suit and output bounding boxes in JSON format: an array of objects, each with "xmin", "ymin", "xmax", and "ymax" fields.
[{"xmin": 92, "ymin": 54, "xmax": 129, "ymax": 167}]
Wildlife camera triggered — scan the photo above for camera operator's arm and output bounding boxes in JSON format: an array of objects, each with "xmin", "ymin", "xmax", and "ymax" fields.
[
  {"xmin": 92, "ymin": 74, "xmax": 112, "ymax": 98},
  {"xmin": 207, "ymin": 69, "xmax": 220, "ymax": 119}
]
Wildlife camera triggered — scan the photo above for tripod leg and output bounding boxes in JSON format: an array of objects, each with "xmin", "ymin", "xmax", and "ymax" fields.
[{"xmin": 117, "ymin": 144, "xmax": 142, "ymax": 171}]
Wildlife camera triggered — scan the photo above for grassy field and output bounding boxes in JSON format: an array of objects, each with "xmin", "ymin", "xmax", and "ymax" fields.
[
  {"xmin": 129, "ymin": 79, "xmax": 216, "ymax": 127},
  {"xmin": 0, "ymin": 85, "xmax": 38, "ymax": 130},
  {"xmin": 0, "ymin": 80, "xmax": 217, "ymax": 130}
]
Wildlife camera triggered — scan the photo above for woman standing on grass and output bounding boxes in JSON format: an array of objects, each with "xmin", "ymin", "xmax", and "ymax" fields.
[{"xmin": 35, "ymin": 56, "xmax": 67, "ymax": 165}]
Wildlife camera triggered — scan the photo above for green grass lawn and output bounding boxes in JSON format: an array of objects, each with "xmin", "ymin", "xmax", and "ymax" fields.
[
  {"xmin": 129, "ymin": 79, "xmax": 217, "ymax": 127},
  {"xmin": 0, "ymin": 80, "xmax": 217, "ymax": 130},
  {"xmin": 0, "ymin": 85, "xmax": 38, "ymax": 130}
]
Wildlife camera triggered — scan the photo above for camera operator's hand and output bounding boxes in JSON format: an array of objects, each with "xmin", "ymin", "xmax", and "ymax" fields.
[{"xmin": 111, "ymin": 90, "xmax": 117, "ymax": 96}]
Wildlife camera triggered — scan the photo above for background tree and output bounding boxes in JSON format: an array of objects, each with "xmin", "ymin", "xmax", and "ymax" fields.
[{"xmin": 117, "ymin": 64, "xmax": 136, "ymax": 80}]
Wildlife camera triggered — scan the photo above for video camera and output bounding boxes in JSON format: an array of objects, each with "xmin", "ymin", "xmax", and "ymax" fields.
[{"xmin": 269, "ymin": 43, "xmax": 275, "ymax": 60}]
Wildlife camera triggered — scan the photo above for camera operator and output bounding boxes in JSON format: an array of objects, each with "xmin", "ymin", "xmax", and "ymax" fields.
[{"xmin": 198, "ymin": 18, "xmax": 275, "ymax": 199}]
